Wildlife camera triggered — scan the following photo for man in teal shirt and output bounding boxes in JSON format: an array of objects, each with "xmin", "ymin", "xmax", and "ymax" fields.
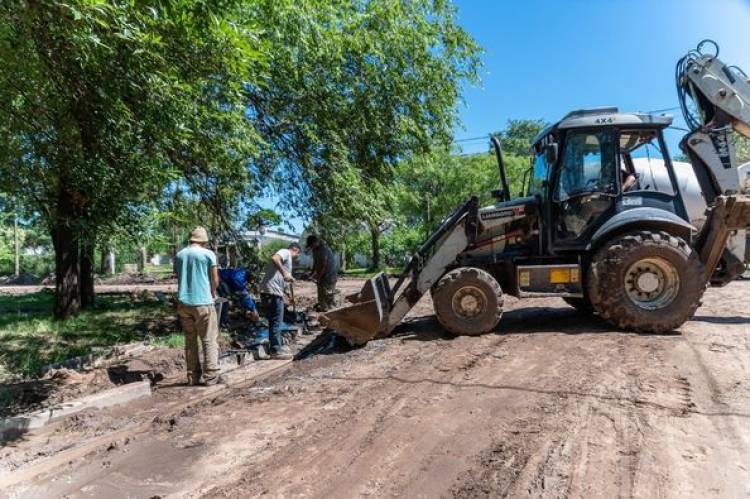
[{"xmin": 174, "ymin": 227, "xmax": 220, "ymax": 385}]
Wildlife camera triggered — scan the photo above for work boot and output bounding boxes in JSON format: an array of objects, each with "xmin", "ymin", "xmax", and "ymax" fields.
[
  {"xmin": 254, "ymin": 344, "xmax": 270, "ymax": 360},
  {"xmin": 187, "ymin": 371, "xmax": 202, "ymax": 386},
  {"xmin": 203, "ymin": 372, "xmax": 220, "ymax": 386},
  {"xmin": 270, "ymin": 346, "xmax": 294, "ymax": 360}
]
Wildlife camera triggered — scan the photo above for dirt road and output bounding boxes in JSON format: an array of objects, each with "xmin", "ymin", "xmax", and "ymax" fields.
[{"xmin": 4, "ymin": 278, "xmax": 750, "ymax": 498}]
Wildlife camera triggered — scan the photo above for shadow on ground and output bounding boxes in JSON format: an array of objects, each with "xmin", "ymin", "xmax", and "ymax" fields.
[
  {"xmin": 0, "ymin": 292, "xmax": 177, "ymax": 378},
  {"xmin": 691, "ymin": 315, "xmax": 750, "ymax": 325},
  {"xmin": 391, "ymin": 305, "xmax": 682, "ymax": 342}
]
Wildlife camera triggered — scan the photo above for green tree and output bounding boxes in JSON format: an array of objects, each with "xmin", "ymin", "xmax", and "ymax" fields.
[
  {"xmin": 0, "ymin": 1, "xmax": 265, "ymax": 317},
  {"xmin": 735, "ymin": 133, "xmax": 750, "ymax": 164},
  {"xmin": 247, "ymin": 0, "xmax": 481, "ymax": 267},
  {"xmin": 245, "ymin": 208, "xmax": 282, "ymax": 232},
  {"xmin": 494, "ymin": 119, "xmax": 547, "ymax": 157}
]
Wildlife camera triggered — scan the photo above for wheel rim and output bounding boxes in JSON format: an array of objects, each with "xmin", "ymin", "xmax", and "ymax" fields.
[
  {"xmin": 451, "ymin": 285, "xmax": 488, "ymax": 319},
  {"xmin": 624, "ymin": 257, "xmax": 680, "ymax": 310}
]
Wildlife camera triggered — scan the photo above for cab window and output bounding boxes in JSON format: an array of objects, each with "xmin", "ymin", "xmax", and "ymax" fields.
[
  {"xmin": 555, "ymin": 131, "xmax": 617, "ymax": 201},
  {"xmin": 619, "ymin": 130, "xmax": 675, "ymax": 195}
]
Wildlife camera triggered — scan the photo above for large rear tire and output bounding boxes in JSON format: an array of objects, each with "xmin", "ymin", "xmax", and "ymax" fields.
[
  {"xmin": 432, "ymin": 267, "xmax": 503, "ymax": 336},
  {"xmin": 587, "ymin": 231, "xmax": 704, "ymax": 333}
]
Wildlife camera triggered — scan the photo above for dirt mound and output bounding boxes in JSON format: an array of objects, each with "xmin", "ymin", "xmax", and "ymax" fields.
[
  {"xmin": 0, "ymin": 348, "xmax": 185, "ymax": 418},
  {"xmin": 0, "ymin": 369, "xmax": 116, "ymax": 418},
  {"xmin": 107, "ymin": 348, "xmax": 185, "ymax": 384}
]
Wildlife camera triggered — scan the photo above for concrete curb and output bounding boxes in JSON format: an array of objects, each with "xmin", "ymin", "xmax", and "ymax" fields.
[
  {"xmin": 0, "ymin": 380, "xmax": 152, "ymax": 442},
  {"xmin": 0, "ymin": 361, "xmax": 296, "ymax": 490}
]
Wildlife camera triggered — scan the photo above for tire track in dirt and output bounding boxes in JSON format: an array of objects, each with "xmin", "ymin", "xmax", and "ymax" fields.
[
  {"xmin": 451, "ymin": 332, "xmax": 696, "ymax": 498},
  {"xmin": 8, "ymin": 282, "xmax": 750, "ymax": 498},
  {"xmin": 200, "ymin": 330, "xmax": 518, "ymax": 497},
  {"xmin": 202, "ymin": 333, "xmax": 460, "ymax": 497}
]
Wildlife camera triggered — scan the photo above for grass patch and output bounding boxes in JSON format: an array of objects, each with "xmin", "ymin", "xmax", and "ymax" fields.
[
  {"xmin": 143, "ymin": 263, "xmax": 173, "ymax": 278},
  {"xmin": 150, "ymin": 333, "xmax": 185, "ymax": 349},
  {"xmin": 0, "ymin": 291, "xmax": 177, "ymax": 378},
  {"xmin": 344, "ymin": 267, "xmax": 403, "ymax": 278}
]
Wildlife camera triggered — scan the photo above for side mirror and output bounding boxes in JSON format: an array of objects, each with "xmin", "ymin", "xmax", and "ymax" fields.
[{"xmin": 544, "ymin": 143, "xmax": 558, "ymax": 165}]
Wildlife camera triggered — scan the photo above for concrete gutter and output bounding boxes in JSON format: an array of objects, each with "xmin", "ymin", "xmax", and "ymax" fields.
[{"xmin": 0, "ymin": 380, "xmax": 152, "ymax": 442}]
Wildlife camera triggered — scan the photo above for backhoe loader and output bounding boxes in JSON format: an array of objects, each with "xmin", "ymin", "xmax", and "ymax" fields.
[{"xmin": 323, "ymin": 40, "xmax": 750, "ymax": 345}]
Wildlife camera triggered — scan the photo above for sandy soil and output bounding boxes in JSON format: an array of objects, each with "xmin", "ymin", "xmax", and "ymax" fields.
[{"xmin": 3, "ymin": 278, "xmax": 750, "ymax": 498}]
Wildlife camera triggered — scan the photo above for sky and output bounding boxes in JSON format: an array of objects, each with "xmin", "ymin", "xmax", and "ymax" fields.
[
  {"xmin": 266, "ymin": 0, "xmax": 750, "ymax": 233},
  {"xmin": 452, "ymin": 0, "xmax": 750, "ymax": 154}
]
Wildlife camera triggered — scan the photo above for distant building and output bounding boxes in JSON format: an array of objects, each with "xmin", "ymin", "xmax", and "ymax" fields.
[
  {"xmin": 242, "ymin": 228, "xmax": 300, "ymax": 247},
  {"xmin": 232, "ymin": 228, "xmax": 312, "ymax": 268}
]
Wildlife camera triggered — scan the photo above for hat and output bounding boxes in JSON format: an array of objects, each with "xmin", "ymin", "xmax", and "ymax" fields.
[{"xmin": 189, "ymin": 226, "xmax": 209, "ymax": 243}]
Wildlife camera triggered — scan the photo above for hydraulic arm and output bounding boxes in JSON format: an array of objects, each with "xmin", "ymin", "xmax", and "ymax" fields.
[
  {"xmin": 322, "ymin": 198, "xmax": 479, "ymax": 345},
  {"xmin": 676, "ymin": 40, "xmax": 750, "ymax": 282}
]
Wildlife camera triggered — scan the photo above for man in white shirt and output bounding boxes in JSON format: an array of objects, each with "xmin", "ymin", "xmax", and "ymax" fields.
[{"xmin": 259, "ymin": 243, "xmax": 301, "ymax": 359}]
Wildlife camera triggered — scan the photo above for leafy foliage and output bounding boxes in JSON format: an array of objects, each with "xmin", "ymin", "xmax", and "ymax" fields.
[
  {"xmin": 343, "ymin": 144, "xmax": 530, "ymax": 269},
  {"xmin": 0, "ymin": 0, "xmax": 482, "ymax": 302},
  {"xmin": 245, "ymin": 208, "xmax": 282, "ymax": 231},
  {"xmin": 495, "ymin": 119, "xmax": 547, "ymax": 157},
  {"xmin": 0, "ymin": 1, "xmax": 267, "ymax": 315},
  {"xmin": 246, "ymin": 0, "xmax": 481, "ymax": 266},
  {"xmin": 735, "ymin": 133, "xmax": 750, "ymax": 164}
]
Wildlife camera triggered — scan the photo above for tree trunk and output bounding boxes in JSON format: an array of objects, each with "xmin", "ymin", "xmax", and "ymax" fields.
[
  {"xmin": 138, "ymin": 246, "xmax": 147, "ymax": 272},
  {"xmin": 80, "ymin": 237, "xmax": 96, "ymax": 309},
  {"xmin": 171, "ymin": 225, "xmax": 179, "ymax": 260},
  {"xmin": 13, "ymin": 213, "xmax": 20, "ymax": 277},
  {"xmin": 369, "ymin": 223, "xmax": 380, "ymax": 270},
  {"xmin": 52, "ymin": 223, "xmax": 80, "ymax": 319},
  {"xmin": 99, "ymin": 246, "xmax": 108, "ymax": 274},
  {"xmin": 107, "ymin": 251, "xmax": 116, "ymax": 274}
]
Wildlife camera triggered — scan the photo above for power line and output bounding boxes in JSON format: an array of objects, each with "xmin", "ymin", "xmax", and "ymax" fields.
[
  {"xmin": 645, "ymin": 106, "xmax": 681, "ymax": 114},
  {"xmin": 452, "ymin": 135, "xmax": 489, "ymax": 143}
]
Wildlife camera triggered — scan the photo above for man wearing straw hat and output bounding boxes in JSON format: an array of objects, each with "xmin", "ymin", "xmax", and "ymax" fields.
[{"xmin": 174, "ymin": 227, "xmax": 220, "ymax": 385}]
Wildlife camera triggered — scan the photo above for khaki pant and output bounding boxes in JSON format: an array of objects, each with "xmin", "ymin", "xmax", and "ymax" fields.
[
  {"xmin": 316, "ymin": 280, "xmax": 337, "ymax": 312},
  {"xmin": 177, "ymin": 303, "xmax": 219, "ymax": 382}
]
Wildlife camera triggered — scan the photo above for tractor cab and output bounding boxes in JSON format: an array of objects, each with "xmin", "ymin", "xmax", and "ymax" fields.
[{"xmin": 526, "ymin": 107, "xmax": 691, "ymax": 256}]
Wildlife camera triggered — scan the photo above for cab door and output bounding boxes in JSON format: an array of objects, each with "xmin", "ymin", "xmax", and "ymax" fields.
[{"xmin": 551, "ymin": 129, "xmax": 619, "ymax": 250}]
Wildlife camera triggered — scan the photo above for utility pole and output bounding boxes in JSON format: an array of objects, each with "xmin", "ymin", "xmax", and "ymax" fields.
[{"xmin": 13, "ymin": 212, "xmax": 20, "ymax": 277}]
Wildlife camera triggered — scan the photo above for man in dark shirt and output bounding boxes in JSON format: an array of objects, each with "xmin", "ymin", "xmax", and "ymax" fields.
[{"xmin": 306, "ymin": 235, "xmax": 338, "ymax": 312}]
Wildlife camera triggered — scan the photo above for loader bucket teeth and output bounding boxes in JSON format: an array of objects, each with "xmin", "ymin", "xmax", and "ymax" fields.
[{"xmin": 321, "ymin": 273, "xmax": 391, "ymax": 345}]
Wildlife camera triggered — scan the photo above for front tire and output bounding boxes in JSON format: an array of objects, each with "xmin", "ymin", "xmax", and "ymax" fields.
[
  {"xmin": 588, "ymin": 231, "xmax": 704, "ymax": 333},
  {"xmin": 432, "ymin": 267, "xmax": 503, "ymax": 336}
]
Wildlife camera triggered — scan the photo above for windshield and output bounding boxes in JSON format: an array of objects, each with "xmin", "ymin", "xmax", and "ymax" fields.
[{"xmin": 555, "ymin": 130, "xmax": 617, "ymax": 201}]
